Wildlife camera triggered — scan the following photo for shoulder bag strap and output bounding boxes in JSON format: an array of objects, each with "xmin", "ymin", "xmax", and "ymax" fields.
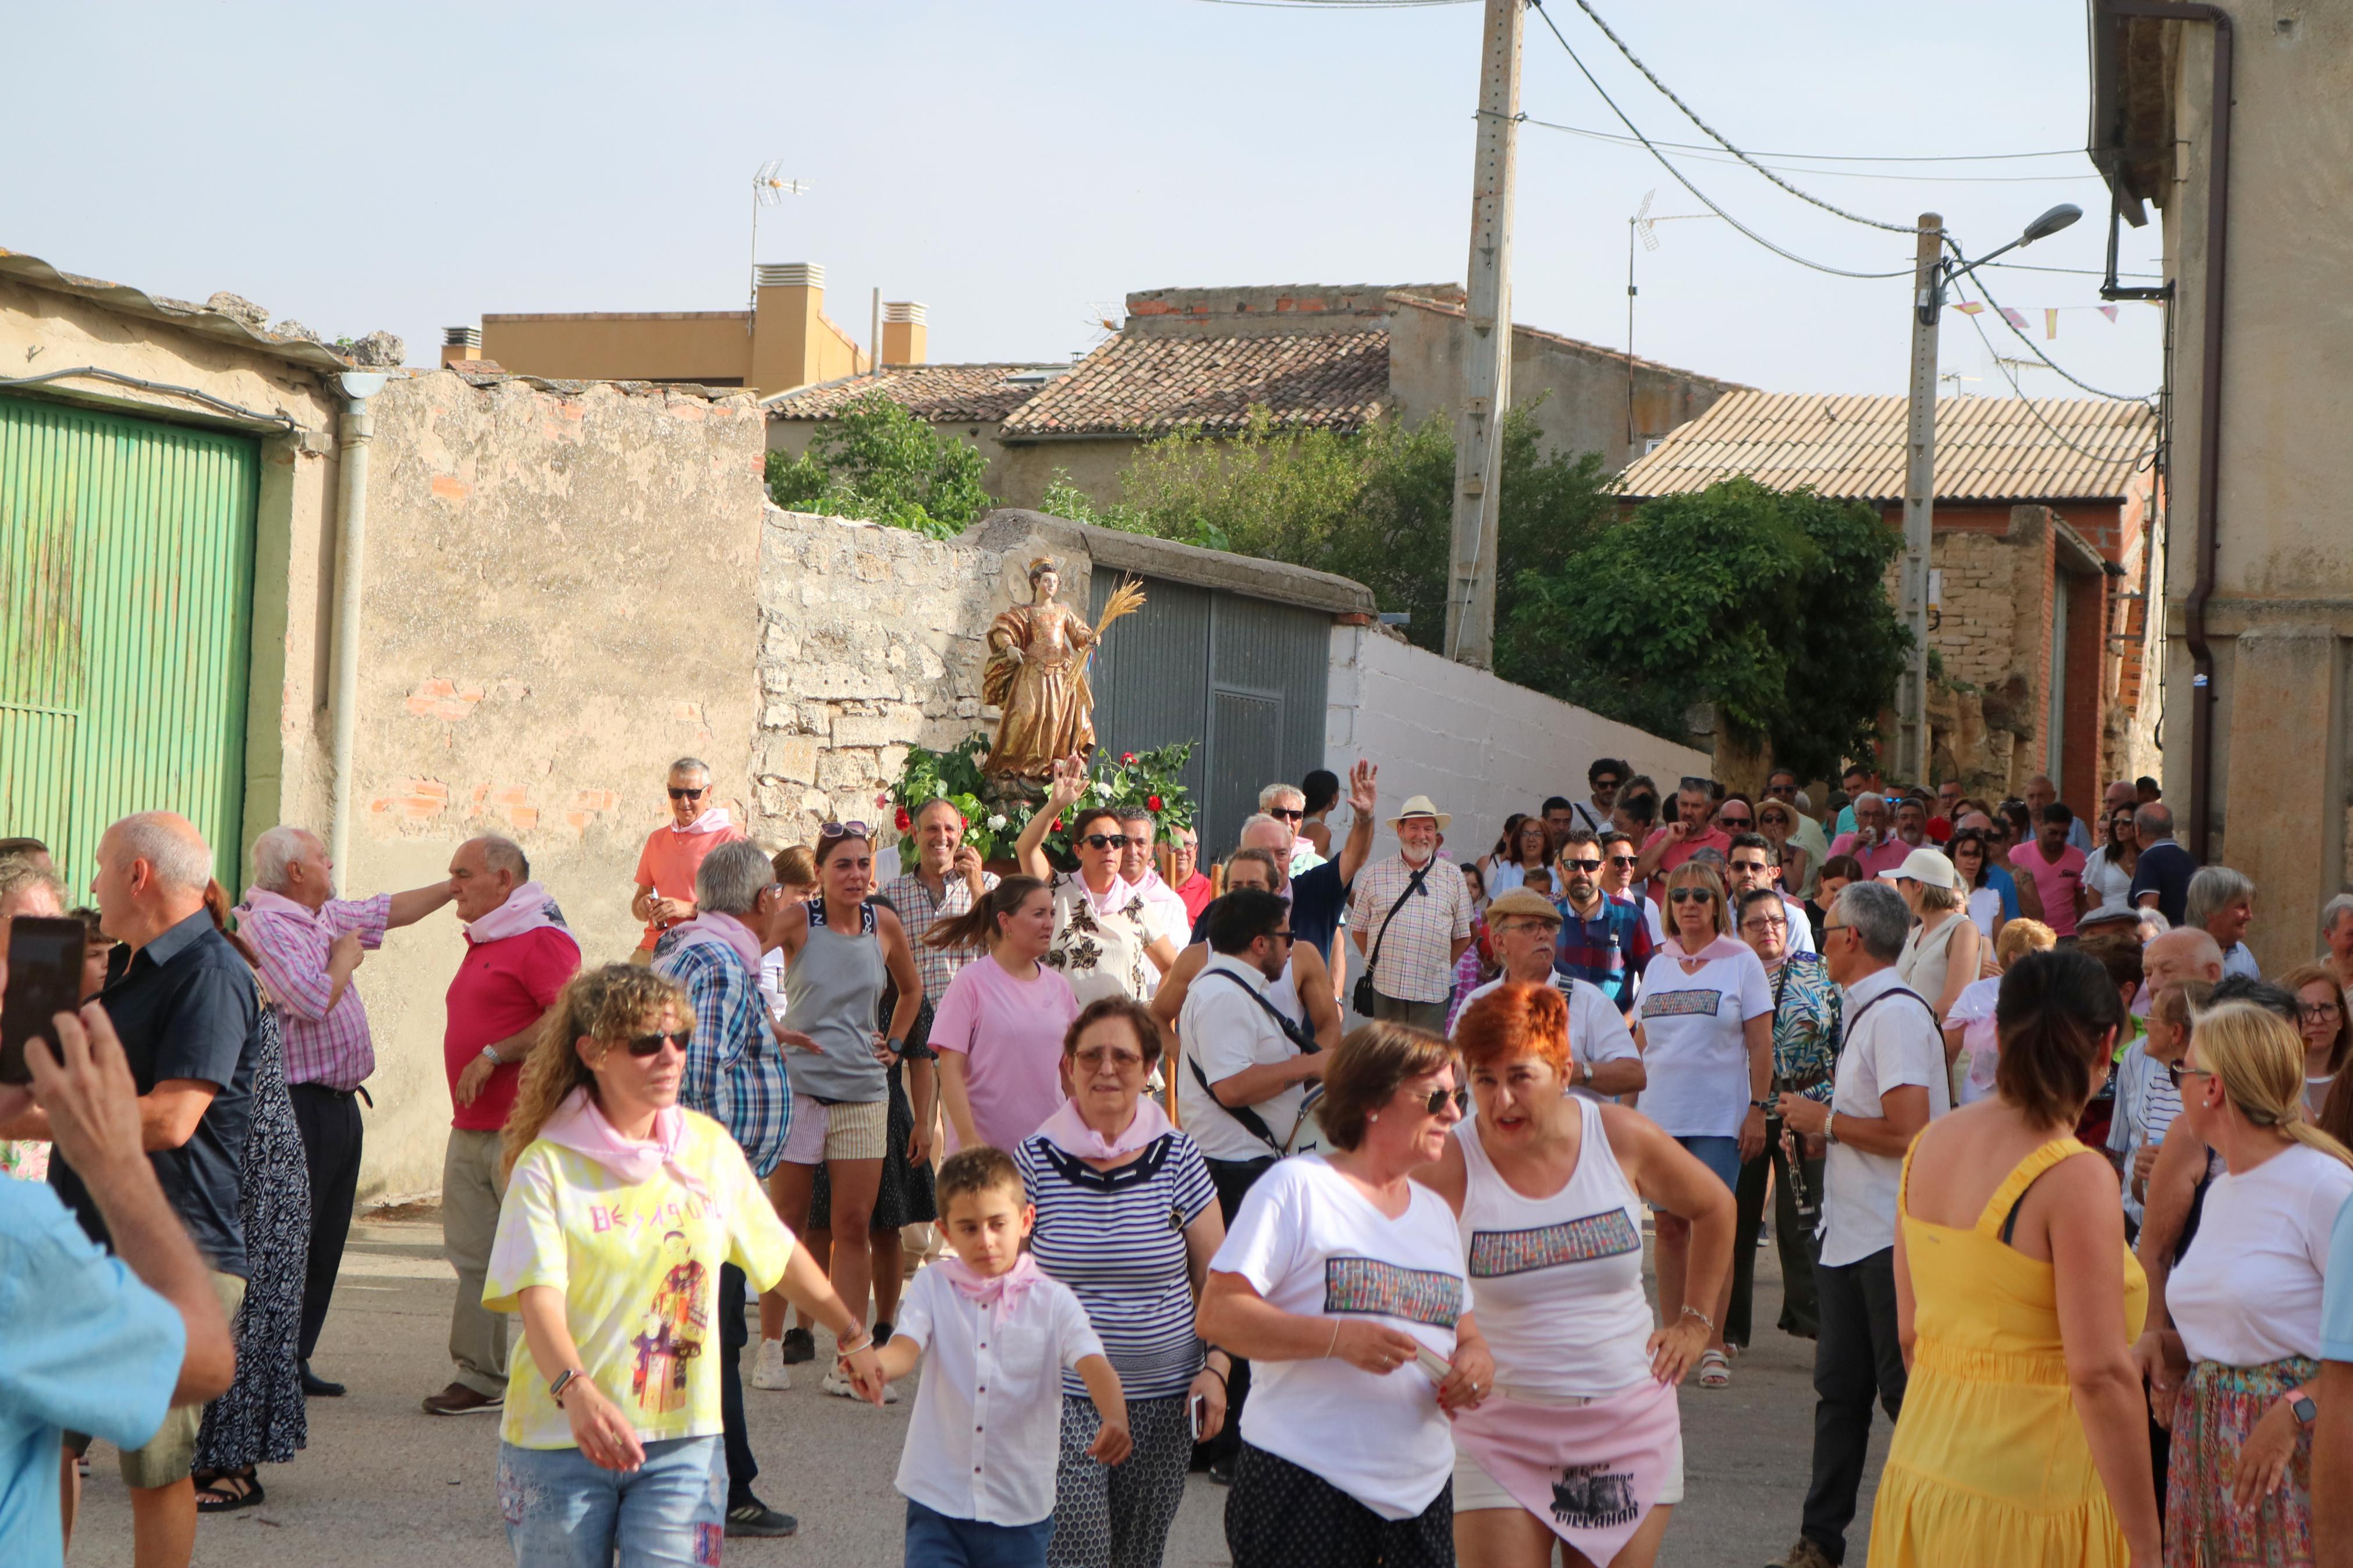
[
  {"xmin": 1201, "ymin": 966, "xmax": 1321, "ymax": 1055},
  {"xmin": 1185, "ymin": 1051, "xmax": 1286, "ymax": 1154},
  {"xmin": 1364, "ymin": 864, "xmax": 1432, "ymax": 975}
]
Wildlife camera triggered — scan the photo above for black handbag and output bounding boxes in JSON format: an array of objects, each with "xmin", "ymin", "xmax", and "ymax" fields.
[{"xmin": 1350, "ymin": 864, "xmax": 1431, "ymax": 1016}]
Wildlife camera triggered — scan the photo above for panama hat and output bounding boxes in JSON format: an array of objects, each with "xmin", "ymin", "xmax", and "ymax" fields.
[
  {"xmin": 1878, "ymin": 847, "xmax": 1960, "ymax": 890},
  {"xmin": 1388, "ymin": 795, "xmax": 1451, "ymax": 831}
]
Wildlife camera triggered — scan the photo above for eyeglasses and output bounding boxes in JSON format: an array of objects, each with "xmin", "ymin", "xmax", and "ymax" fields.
[
  {"xmin": 623, "ymin": 1028, "xmax": 693, "ymax": 1058},
  {"xmin": 1073, "ymin": 1044, "xmax": 1147, "ymax": 1073},
  {"xmin": 2302, "ymin": 1002, "xmax": 2343, "ymax": 1022},
  {"xmin": 1820, "ymin": 922, "xmax": 1852, "ymax": 938},
  {"xmin": 1080, "ymin": 833, "xmax": 1132, "ymax": 850},
  {"xmin": 1607, "ymin": 854, "xmax": 1639, "ymax": 868},
  {"xmin": 667, "ymin": 786, "xmax": 709, "ymax": 801},
  {"xmin": 1668, "ymin": 888, "xmax": 1712, "ymax": 905},
  {"xmin": 1740, "ymin": 914, "xmax": 1788, "ymax": 934},
  {"xmin": 1268, "ymin": 807, "xmax": 1305, "ymax": 823},
  {"xmin": 818, "ymin": 820, "xmax": 870, "ymax": 840},
  {"xmin": 1419, "ymin": 1085, "xmax": 1469, "ymax": 1117},
  {"xmin": 2174, "ymin": 1064, "xmax": 2216, "ymax": 1089},
  {"xmin": 1563, "ymin": 857, "xmax": 1602, "ymax": 872}
]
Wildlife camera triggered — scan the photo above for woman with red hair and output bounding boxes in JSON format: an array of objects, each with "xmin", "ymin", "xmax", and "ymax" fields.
[{"xmin": 1417, "ymin": 982, "xmax": 1737, "ymax": 1568}]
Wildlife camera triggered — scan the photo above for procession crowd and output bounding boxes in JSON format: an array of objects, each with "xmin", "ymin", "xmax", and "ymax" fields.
[{"xmin": 7, "ymin": 752, "xmax": 2353, "ymax": 1568}]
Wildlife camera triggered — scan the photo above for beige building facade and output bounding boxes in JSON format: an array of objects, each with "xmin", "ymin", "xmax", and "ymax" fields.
[{"xmin": 2091, "ymin": 0, "xmax": 2353, "ymax": 964}]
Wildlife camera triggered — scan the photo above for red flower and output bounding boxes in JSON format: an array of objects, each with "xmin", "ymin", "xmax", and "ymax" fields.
[
  {"xmin": 894, "ymin": 806, "xmax": 911, "ymax": 832},
  {"xmin": 1147, "ymin": 795, "xmax": 1164, "ymax": 812},
  {"xmin": 1050, "ymin": 817, "xmax": 1063, "ymax": 833},
  {"xmin": 1122, "ymin": 752, "xmax": 1137, "ymax": 765}
]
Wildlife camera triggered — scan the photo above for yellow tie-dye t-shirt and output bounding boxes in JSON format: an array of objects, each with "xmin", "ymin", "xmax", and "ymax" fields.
[{"xmin": 484, "ymin": 1109, "xmax": 793, "ymax": 1450}]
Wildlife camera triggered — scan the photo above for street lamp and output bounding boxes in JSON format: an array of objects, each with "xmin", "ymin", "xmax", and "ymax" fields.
[{"xmin": 1894, "ymin": 202, "xmax": 2083, "ymax": 787}]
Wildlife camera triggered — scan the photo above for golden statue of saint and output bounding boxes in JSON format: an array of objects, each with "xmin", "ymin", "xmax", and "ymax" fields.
[{"xmin": 981, "ymin": 559, "xmax": 1143, "ymax": 781}]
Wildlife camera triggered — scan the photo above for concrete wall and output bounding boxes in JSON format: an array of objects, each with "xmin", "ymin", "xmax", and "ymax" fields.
[
  {"xmin": 2146, "ymin": 4, "xmax": 2353, "ymax": 964},
  {"xmin": 345, "ymin": 371, "xmax": 768, "ymax": 1197},
  {"xmin": 1385, "ymin": 294, "xmax": 1736, "ymax": 474},
  {"xmin": 1326, "ymin": 623, "xmax": 1710, "ymax": 862},
  {"xmin": 480, "ymin": 311, "xmax": 753, "ymax": 387}
]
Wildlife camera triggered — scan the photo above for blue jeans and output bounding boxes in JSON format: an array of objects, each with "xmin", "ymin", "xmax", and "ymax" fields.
[
  {"xmin": 498, "ymin": 1435, "xmax": 725, "ymax": 1567},
  {"xmin": 1674, "ymin": 1134, "xmax": 1742, "ymax": 1192},
  {"xmin": 905, "ymin": 1498, "xmax": 1057, "ymax": 1568}
]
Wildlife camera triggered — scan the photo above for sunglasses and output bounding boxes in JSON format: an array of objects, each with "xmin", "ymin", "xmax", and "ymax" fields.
[
  {"xmin": 1080, "ymin": 833, "xmax": 1132, "ymax": 850},
  {"xmin": 1267, "ymin": 929, "xmax": 1297, "ymax": 944},
  {"xmin": 818, "ymin": 820, "xmax": 870, "ymax": 840},
  {"xmin": 623, "ymin": 1028, "xmax": 693, "ymax": 1058},
  {"xmin": 1668, "ymin": 888, "xmax": 1713, "ymax": 904},
  {"xmin": 1419, "ymin": 1085, "xmax": 1469, "ymax": 1117},
  {"xmin": 1268, "ymin": 808, "xmax": 1305, "ymax": 822},
  {"xmin": 1594, "ymin": 778, "xmax": 1621, "ymax": 791},
  {"xmin": 667, "ymin": 786, "xmax": 709, "ymax": 801},
  {"xmin": 1563, "ymin": 857, "xmax": 1602, "ymax": 872},
  {"xmin": 1718, "ymin": 815, "xmax": 1753, "ymax": 828},
  {"xmin": 1607, "ymin": 854, "xmax": 1639, "ymax": 868}
]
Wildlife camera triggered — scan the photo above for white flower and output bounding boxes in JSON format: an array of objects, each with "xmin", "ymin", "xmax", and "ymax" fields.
[
  {"xmin": 986, "ymin": 813, "xmax": 1007, "ymax": 831},
  {"xmin": 1091, "ymin": 780, "xmax": 1114, "ymax": 799}
]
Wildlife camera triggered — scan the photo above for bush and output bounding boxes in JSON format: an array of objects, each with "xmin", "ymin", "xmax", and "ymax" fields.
[{"xmin": 764, "ymin": 391, "xmax": 992, "ymax": 541}]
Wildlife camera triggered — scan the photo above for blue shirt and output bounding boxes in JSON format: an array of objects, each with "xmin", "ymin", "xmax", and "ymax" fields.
[
  {"xmin": 2129, "ymin": 840, "xmax": 2198, "ymax": 927},
  {"xmin": 653, "ymin": 933, "xmax": 793, "ymax": 1178},
  {"xmin": 2, "ymin": 1178, "xmax": 184, "ymax": 1566},
  {"xmin": 2323, "ymin": 1190, "xmax": 2353, "ymax": 1362},
  {"xmin": 1985, "ymin": 864, "xmax": 2022, "ymax": 920}
]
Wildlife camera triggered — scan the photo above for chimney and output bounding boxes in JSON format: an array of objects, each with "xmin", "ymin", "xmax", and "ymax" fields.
[
  {"xmin": 440, "ymin": 325, "xmax": 482, "ymax": 367},
  {"xmin": 881, "ymin": 301, "xmax": 928, "ymax": 367},
  {"xmin": 750, "ymin": 262, "xmax": 866, "ymax": 396}
]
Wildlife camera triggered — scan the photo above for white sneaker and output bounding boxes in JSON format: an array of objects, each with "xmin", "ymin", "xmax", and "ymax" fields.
[
  {"xmin": 821, "ymin": 1367, "xmax": 900, "ymax": 1404},
  {"xmin": 750, "ymin": 1339, "xmax": 791, "ymax": 1391}
]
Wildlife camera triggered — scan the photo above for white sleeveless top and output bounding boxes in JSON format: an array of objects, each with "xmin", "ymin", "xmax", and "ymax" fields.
[{"xmin": 1454, "ymin": 1098, "xmax": 1656, "ymax": 1396}]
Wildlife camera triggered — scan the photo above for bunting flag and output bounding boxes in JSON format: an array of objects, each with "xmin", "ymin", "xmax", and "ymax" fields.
[
  {"xmin": 2099, "ymin": 305, "xmax": 2119, "ymax": 322},
  {"xmin": 2046, "ymin": 309, "xmax": 2060, "ymax": 340},
  {"xmin": 2001, "ymin": 307, "xmax": 2030, "ymax": 332},
  {"xmin": 1954, "ymin": 300, "xmax": 1985, "ymax": 315}
]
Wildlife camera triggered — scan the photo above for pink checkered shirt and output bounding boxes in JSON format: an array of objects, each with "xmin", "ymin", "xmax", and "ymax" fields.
[
  {"xmin": 236, "ymin": 888, "xmax": 392, "ymax": 1090},
  {"xmin": 1347, "ymin": 854, "xmax": 1474, "ymax": 1004}
]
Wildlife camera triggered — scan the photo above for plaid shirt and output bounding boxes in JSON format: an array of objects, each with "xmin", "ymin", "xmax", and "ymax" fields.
[
  {"xmin": 237, "ymin": 890, "xmax": 391, "ymax": 1090},
  {"xmin": 1348, "ymin": 854, "xmax": 1472, "ymax": 1004},
  {"xmin": 1552, "ymin": 892, "xmax": 1654, "ymax": 1014},
  {"xmin": 883, "ymin": 867, "xmax": 999, "ymax": 1007},
  {"xmin": 1765, "ymin": 951, "xmax": 1841, "ymax": 1105},
  {"xmin": 653, "ymin": 930, "xmax": 792, "ymax": 1176}
]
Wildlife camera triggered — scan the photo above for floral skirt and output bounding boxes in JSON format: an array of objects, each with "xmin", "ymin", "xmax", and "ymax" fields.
[{"xmin": 2165, "ymin": 1356, "xmax": 2317, "ymax": 1567}]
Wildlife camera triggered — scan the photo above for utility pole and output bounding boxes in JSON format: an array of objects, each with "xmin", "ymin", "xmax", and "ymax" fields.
[
  {"xmin": 1445, "ymin": 0, "xmax": 1524, "ymax": 669},
  {"xmin": 1897, "ymin": 212, "xmax": 1944, "ymax": 786}
]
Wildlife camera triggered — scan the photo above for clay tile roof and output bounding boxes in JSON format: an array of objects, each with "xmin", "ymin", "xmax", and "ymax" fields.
[
  {"xmin": 999, "ymin": 329, "xmax": 1390, "ymax": 439},
  {"xmin": 764, "ymin": 364, "xmax": 1066, "ymax": 425},
  {"xmin": 1613, "ymin": 389, "xmax": 2157, "ymax": 504}
]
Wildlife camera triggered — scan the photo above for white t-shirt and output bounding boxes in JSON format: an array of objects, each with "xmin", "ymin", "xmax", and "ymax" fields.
[
  {"xmin": 1965, "ymin": 886, "xmax": 2003, "ymax": 938},
  {"xmin": 1179, "ymin": 955, "xmax": 1316, "ymax": 1164},
  {"xmin": 1633, "ymin": 944, "xmax": 1773, "ymax": 1139},
  {"xmin": 1454, "ymin": 974, "xmax": 1638, "ymax": 1103},
  {"xmin": 1945, "ymin": 975, "xmax": 2002, "ymax": 1105},
  {"xmin": 2081, "ymin": 847, "xmax": 2135, "ymax": 918},
  {"xmin": 1820, "ymin": 967, "xmax": 1950, "ymax": 1268},
  {"xmin": 1212, "ymin": 1154, "xmax": 1468, "ymax": 1519},
  {"xmin": 2169, "ymin": 1143, "xmax": 2353, "ymax": 1366}
]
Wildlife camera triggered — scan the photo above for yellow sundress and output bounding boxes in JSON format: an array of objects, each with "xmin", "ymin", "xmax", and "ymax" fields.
[{"xmin": 1868, "ymin": 1137, "xmax": 2148, "ymax": 1568}]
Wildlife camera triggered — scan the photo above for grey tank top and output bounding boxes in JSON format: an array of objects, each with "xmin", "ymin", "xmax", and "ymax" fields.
[{"xmin": 783, "ymin": 899, "xmax": 888, "ymax": 1104}]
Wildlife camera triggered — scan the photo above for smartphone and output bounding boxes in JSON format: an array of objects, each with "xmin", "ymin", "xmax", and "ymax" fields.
[
  {"xmin": 1187, "ymin": 1393, "xmax": 1207, "ymax": 1441},
  {"xmin": 2, "ymin": 916, "xmax": 87, "ymax": 1086}
]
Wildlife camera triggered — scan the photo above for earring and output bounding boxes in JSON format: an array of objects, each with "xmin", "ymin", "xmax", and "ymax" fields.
[{"xmin": 1368, "ymin": 1113, "xmax": 1379, "ymax": 1123}]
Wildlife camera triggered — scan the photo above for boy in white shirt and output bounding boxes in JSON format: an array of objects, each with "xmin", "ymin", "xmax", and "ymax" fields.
[{"xmin": 876, "ymin": 1146, "xmax": 1131, "ymax": 1566}]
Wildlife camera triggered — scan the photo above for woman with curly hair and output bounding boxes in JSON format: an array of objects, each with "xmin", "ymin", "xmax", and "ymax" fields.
[{"xmin": 484, "ymin": 964, "xmax": 885, "ymax": 1564}]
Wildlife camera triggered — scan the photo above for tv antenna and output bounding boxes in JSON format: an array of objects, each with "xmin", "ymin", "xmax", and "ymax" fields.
[
  {"xmin": 750, "ymin": 161, "xmax": 812, "ymax": 313},
  {"xmin": 1626, "ymin": 191, "xmax": 1720, "ymax": 449}
]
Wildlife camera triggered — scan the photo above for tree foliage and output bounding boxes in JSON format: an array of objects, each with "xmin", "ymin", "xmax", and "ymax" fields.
[
  {"xmin": 1498, "ymin": 478, "xmax": 1908, "ymax": 780},
  {"xmin": 764, "ymin": 392, "xmax": 993, "ymax": 541}
]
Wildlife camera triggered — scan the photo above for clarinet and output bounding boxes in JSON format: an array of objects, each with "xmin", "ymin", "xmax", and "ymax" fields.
[{"xmin": 1774, "ymin": 1071, "xmax": 1820, "ymax": 1225}]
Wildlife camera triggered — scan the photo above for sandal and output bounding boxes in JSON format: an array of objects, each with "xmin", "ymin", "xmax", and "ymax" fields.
[
  {"xmin": 1698, "ymin": 1350, "xmax": 1731, "ymax": 1389},
  {"xmin": 194, "ymin": 1469, "xmax": 265, "ymax": 1514}
]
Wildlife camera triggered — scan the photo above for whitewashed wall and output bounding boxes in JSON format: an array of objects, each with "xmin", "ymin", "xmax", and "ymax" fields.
[{"xmin": 1326, "ymin": 624, "xmax": 1712, "ymax": 861}]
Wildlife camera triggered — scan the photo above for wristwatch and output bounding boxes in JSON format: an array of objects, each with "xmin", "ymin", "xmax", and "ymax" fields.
[
  {"xmin": 1824, "ymin": 1115, "xmax": 1841, "ymax": 1147},
  {"xmin": 549, "ymin": 1367, "xmax": 582, "ymax": 1407},
  {"xmin": 2290, "ymin": 1387, "xmax": 2319, "ymax": 1427}
]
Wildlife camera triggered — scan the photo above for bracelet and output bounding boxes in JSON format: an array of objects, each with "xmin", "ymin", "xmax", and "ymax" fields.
[
  {"xmin": 835, "ymin": 1331, "xmax": 875, "ymax": 1358},
  {"xmin": 1202, "ymin": 1364, "xmax": 1228, "ymax": 1388},
  {"xmin": 1678, "ymin": 1304, "xmax": 1714, "ymax": 1333},
  {"xmin": 1325, "ymin": 1320, "xmax": 1342, "ymax": 1359}
]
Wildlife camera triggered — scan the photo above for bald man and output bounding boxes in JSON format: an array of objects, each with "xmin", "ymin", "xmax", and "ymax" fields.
[{"xmin": 9, "ymin": 812, "xmax": 260, "ymax": 1567}]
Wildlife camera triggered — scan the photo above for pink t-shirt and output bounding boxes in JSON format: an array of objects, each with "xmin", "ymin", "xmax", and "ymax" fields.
[
  {"xmin": 1827, "ymin": 831, "xmax": 1917, "ymax": 880},
  {"xmin": 633, "ymin": 824, "xmax": 747, "ymax": 950},
  {"xmin": 928, "ymin": 953, "xmax": 1080, "ymax": 1154},
  {"xmin": 1641, "ymin": 824, "xmax": 1730, "ymax": 905},
  {"xmin": 2010, "ymin": 841, "xmax": 2088, "ymax": 937}
]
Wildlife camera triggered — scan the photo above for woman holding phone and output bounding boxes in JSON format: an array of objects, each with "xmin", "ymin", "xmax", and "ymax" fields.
[{"xmin": 1017, "ymin": 996, "xmax": 1229, "ymax": 1568}]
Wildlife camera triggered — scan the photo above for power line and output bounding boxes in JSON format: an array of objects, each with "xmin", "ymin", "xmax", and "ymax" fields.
[
  {"xmin": 1981, "ymin": 260, "xmax": 2164, "ymax": 280},
  {"xmin": 1516, "ymin": 119, "xmax": 2085, "ymax": 165},
  {"xmin": 1521, "ymin": 118, "xmax": 2095, "ymax": 183},
  {"xmin": 1951, "ymin": 295, "xmax": 2157, "ymax": 464},
  {"xmin": 1954, "ymin": 249, "xmax": 2160, "ymax": 401},
  {"xmin": 1521, "ymin": 5, "xmax": 1915, "ymax": 279},
  {"xmin": 1556, "ymin": 0, "xmax": 1924, "ymax": 236}
]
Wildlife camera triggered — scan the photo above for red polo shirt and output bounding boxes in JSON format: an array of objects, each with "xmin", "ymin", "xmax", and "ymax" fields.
[{"xmin": 443, "ymin": 927, "xmax": 581, "ymax": 1131}]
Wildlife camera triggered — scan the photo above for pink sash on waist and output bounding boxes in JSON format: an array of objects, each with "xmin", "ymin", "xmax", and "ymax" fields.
[{"xmin": 1449, "ymin": 1378, "xmax": 1680, "ymax": 1565}]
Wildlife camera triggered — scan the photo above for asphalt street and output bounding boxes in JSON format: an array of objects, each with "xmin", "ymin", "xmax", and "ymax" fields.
[{"xmin": 70, "ymin": 1210, "xmax": 1891, "ymax": 1566}]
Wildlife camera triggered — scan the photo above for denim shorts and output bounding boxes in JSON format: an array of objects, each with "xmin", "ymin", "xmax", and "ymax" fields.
[
  {"xmin": 498, "ymin": 1434, "xmax": 724, "ymax": 1567},
  {"xmin": 1672, "ymin": 1135, "xmax": 1742, "ymax": 1192}
]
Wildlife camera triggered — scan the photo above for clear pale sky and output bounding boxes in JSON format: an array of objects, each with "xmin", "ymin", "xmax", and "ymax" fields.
[{"xmin": 5, "ymin": 1, "xmax": 2162, "ymax": 410}]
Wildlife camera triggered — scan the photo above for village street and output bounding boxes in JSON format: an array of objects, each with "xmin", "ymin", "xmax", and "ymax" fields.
[{"xmin": 70, "ymin": 1210, "xmax": 1889, "ymax": 1567}]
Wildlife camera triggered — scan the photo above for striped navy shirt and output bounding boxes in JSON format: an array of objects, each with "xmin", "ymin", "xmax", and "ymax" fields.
[{"xmin": 1016, "ymin": 1130, "xmax": 1219, "ymax": 1399}]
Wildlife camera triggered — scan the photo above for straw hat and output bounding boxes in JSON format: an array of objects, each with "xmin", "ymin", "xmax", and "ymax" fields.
[
  {"xmin": 1388, "ymin": 795, "xmax": 1451, "ymax": 831},
  {"xmin": 1877, "ymin": 847, "xmax": 1960, "ymax": 890}
]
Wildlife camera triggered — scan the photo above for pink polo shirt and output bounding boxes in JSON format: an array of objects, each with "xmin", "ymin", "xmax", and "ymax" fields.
[
  {"xmin": 1828, "ymin": 831, "xmax": 1917, "ymax": 880},
  {"xmin": 1642, "ymin": 824, "xmax": 1731, "ymax": 904},
  {"xmin": 2010, "ymin": 841, "xmax": 2088, "ymax": 937},
  {"xmin": 927, "ymin": 953, "xmax": 1080, "ymax": 1155},
  {"xmin": 633, "ymin": 823, "xmax": 746, "ymax": 951}
]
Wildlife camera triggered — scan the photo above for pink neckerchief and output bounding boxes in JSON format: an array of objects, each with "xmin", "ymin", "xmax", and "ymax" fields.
[
  {"xmin": 462, "ymin": 881, "xmax": 580, "ymax": 951},
  {"xmin": 1037, "ymin": 1095, "xmax": 1174, "ymax": 1161},
  {"xmin": 670, "ymin": 807, "xmax": 733, "ymax": 836},
  {"xmin": 665, "ymin": 911, "xmax": 764, "ymax": 975},
  {"xmin": 1662, "ymin": 933, "xmax": 1750, "ymax": 965},
  {"xmin": 934, "ymin": 1251, "xmax": 1044, "ymax": 1316},
  {"xmin": 536, "ymin": 1087, "xmax": 709, "ymax": 1200},
  {"xmin": 1070, "ymin": 870, "xmax": 1144, "ymax": 923}
]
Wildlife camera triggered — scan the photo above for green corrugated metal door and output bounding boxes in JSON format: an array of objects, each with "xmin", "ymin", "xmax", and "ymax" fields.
[{"xmin": 1, "ymin": 394, "xmax": 260, "ymax": 895}]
